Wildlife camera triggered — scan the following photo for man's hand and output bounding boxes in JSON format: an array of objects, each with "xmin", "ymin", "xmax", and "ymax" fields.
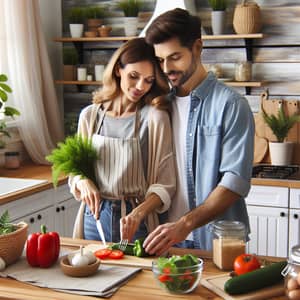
[
  {"xmin": 76, "ymin": 179, "xmax": 101, "ymax": 219},
  {"xmin": 143, "ymin": 221, "xmax": 189, "ymax": 256},
  {"xmin": 120, "ymin": 210, "xmax": 143, "ymax": 242}
]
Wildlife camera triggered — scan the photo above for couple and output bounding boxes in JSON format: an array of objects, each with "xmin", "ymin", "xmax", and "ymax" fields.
[{"xmin": 69, "ymin": 8, "xmax": 255, "ymax": 255}]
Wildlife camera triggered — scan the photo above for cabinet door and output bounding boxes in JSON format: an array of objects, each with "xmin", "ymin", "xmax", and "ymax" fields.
[
  {"xmin": 13, "ymin": 206, "xmax": 55, "ymax": 235},
  {"xmin": 289, "ymin": 209, "xmax": 300, "ymax": 250},
  {"xmin": 290, "ymin": 188, "xmax": 300, "ymax": 209},
  {"xmin": 247, "ymin": 205, "xmax": 288, "ymax": 257}
]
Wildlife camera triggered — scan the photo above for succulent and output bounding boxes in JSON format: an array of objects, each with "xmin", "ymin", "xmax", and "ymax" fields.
[
  {"xmin": 118, "ymin": 0, "xmax": 142, "ymax": 17},
  {"xmin": 208, "ymin": 0, "xmax": 227, "ymax": 11}
]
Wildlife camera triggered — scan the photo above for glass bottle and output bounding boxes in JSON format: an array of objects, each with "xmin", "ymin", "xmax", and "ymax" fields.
[
  {"xmin": 212, "ymin": 220, "xmax": 246, "ymax": 271},
  {"xmin": 235, "ymin": 61, "xmax": 252, "ymax": 81},
  {"xmin": 282, "ymin": 245, "xmax": 300, "ymax": 299}
]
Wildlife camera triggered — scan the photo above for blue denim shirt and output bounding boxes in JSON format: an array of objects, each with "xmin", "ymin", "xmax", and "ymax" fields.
[{"xmin": 177, "ymin": 72, "xmax": 255, "ymax": 250}]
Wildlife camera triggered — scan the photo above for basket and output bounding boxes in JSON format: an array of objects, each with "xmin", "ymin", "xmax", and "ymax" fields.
[{"xmin": 0, "ymin": 222, "xmax": 28, "ymax": 266}]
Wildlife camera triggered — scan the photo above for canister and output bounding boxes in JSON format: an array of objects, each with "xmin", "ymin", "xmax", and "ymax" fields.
[
  {"xmin": 4, "ymin": 151, "xmax": 20, "ymax": 169},
  {"xmin": 235, "ymin": 62, "xmax": 252, "ymax": 82},
  {"xmin": 282, "ymin": 244, "xmax": 300, "ymax": 299},
  {"xmin": 212, "ymin": 220, "xmax": 246, "ymax": 271}
]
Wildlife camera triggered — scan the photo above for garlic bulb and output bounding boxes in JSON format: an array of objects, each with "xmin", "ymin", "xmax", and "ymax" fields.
[
  {"xmin": 0, "ymin": 257, "xmax": 6, "ymax": 271},
  {"xmin": 71, "ymin": 246, "xmax": 89, "ymax": 267},
  {"xmin": 83, "ymin": 249, "xmax": 97, "ymax": 264}
]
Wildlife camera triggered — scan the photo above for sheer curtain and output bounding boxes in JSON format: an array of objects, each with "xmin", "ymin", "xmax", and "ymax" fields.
[{"xmin": 0, "ymin": 0, "xmax": 64, "ymax": 164}]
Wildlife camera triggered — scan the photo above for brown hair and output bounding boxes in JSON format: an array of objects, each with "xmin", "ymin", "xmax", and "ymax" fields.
[
  {"xmin": 93, "ymin": 37, "xmax": 170, "ymax": 110},
  {"xmin": 145, "ymin": 8, "xmax": 202, "ymax": 49}
]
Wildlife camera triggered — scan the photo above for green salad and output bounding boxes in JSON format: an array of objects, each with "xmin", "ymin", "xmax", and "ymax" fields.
[{"xmin": 154, "ymin": 254, "xmax": 201, "ymax": 293}]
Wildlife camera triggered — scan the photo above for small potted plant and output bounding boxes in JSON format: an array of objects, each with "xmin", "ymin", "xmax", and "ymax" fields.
[
  {"xmin": 118, "ymin": 0, "xmax": 142, "ymax": 36},
  {"xmin": 0, "ymin": 74, "xmax": 20, "ymax": 149},
  {"xmin": 84, "ymin": 6, "xmax": 107, "ymax": 34},
  {"xmin": 208, "ymin": 0, "xmax": 227, "ymax": 35},
  {"xmin": 67, "ymin": 7, "xmax": 85, "ymax": 38},
  {"xmin": 261, "ymin": 102, "xmax": 300, "ymax": 165}
]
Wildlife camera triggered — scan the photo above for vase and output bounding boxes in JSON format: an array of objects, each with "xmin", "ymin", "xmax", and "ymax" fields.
[
  {"xmin": 269, "ymin": 141, "xmax": 294, "ymax": 166},
  {"xmin": 69, "ymin": 24, "xmax": 84, "ymax": 38},
  {"xmin": 124, "ymin": 17, "xmax": 138, "ymax": 37},
  {"xmin": 211, "ymin": 11, "xmax": 226, "ymax": 35}
]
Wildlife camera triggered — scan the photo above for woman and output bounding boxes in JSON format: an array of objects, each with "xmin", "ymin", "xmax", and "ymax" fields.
[{"xmin": 69, "ymin": 38, "xmax": 176, "ymax": 243}]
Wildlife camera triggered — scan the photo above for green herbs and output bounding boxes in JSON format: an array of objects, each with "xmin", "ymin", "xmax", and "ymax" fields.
[
  {"xmin": 208, "ymin": 0, "xmax": 227, "ymax": 11},
  {"xmin": 261, "ymin": 104, "xmax": 300, "ymax": 143},
  {"xmin": 0, "ymin": 210, "xmax": 16, "ymax": 235},
  {"xmin": 46, "ymin": 134, "xmax": 98, "ymax": 187},
  {"xmin": 154, "ymin": 254, "xmax": 201, "ymax": 293}
]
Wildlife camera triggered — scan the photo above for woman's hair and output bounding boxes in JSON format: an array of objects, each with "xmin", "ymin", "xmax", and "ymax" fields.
[
  {"xmin": 93, "ymin": 37, "xmax": 170, "ymax": 110},
  {"xmin": 145, "ymin": 8, "xmax": 202, "ymax": 50}
]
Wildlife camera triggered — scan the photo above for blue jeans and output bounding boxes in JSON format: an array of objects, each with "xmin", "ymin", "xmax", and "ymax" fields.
[
  {"xmin": 173, "ymin": 240, "xmax": 195, "ymax": 249},
  {"xmin": 83, "ymin": 199, "xmax": 148, "ymax": 242}
]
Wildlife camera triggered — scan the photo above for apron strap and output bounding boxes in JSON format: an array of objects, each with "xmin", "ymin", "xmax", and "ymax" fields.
[
  {"xmin": 94, "ymin": 103, "xmax": 110, "ymax": 134},
  {"xmin": 134, "ymin": 108, "xmax": 141, "ymax": 138}
]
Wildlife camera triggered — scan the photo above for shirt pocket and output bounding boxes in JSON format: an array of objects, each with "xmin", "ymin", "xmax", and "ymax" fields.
[{"xmin": 197, "ymin": 125, "xmax": 222, "ymax": 162}]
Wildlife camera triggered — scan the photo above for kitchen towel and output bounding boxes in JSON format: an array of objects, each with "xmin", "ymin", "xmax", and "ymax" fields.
[{"xmin": 0, "ymin": 256, "xmax": 141, "ymax": 297}]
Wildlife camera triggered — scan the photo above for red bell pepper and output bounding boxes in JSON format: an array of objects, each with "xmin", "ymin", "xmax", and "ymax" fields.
[{"xmin": 26, "ymin": 224, "xmax": 60, "ymax": 268}]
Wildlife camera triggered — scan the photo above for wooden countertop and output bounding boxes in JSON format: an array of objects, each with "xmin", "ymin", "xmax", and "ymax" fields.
[
  {"xmin": 0, "ymin": 237, "xmax": 287, "ymax": 300},
  {"xmin": 0, "ymin": 161, "xmax": 67, "ymax": 205}
]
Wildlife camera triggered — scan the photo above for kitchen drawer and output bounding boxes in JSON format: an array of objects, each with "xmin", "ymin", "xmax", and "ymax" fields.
[
  {"xmin": 290, "ymin": 188, "xmax": 300, "ymax": 209},
  {"xmin": 246, "ymin": 185, "xmax": 289, "ymax": 207}
]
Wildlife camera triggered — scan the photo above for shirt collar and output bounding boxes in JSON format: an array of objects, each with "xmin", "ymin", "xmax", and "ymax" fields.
[{"xmin": 191, "ymin": 71, "xmax": 217, "ymax": 101}]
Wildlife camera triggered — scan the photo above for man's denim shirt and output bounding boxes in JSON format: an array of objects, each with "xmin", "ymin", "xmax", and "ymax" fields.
[{"xmin": 177, "ymin": 72, "xmax": 255, "ymax": 250}]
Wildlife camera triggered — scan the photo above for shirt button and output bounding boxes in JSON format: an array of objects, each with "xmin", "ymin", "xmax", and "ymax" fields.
[
  {"xmin": 189, "ymin": 133, "xmax": 192, "ymax": 137},
  {"xmin": 189, "ymin": 168, "xmax": 192, "ymax": 172},
  {"xmin": 193, "ymin": 108, "xmax": 197, "ymax": 112},
  {"xmin": 193, "ymin": 198, "xmax": 196, "ymax": 202}
]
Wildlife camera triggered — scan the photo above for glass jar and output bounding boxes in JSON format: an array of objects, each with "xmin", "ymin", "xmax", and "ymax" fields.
[
  {"xmin": 212, "ymin": 220, "xmax": 246, "ymax": 271},
  {"xmin": 235, "ymin": 62, "xmax": 252, "ymax": 81},
  {"xmin": 282, "ymin": 245, "xmax": 300, "ymax": 299}
]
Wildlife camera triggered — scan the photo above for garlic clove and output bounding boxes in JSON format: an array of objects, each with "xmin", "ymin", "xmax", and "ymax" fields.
[
  {"xmin": 83, "ymin": 249, "xmax": 97, "ymax": 264},
  {"xmin": 0, "ymin": 257, "xmax": 6, "ymax": 271}
]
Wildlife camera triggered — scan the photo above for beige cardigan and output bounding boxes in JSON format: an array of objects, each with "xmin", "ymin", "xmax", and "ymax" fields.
[{"xmin": 69, "ymin": 104, "xmax": 176, "ymax": 239}]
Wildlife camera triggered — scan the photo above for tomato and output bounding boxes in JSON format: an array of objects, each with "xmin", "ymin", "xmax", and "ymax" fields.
[
  {"xmin": 94, "ymin": 249, "xmax": 112, "ymax": 259},
  {"xmin": 158, "ymin": 274, "xmax": 173, "ymax": 283},
  {"xmin": 233, "ymin": 254, "xmax": 261, "ymax": 275},
  {"xmin": 108, "ymin": 249, "xmax": 124, "ymax": 259}
]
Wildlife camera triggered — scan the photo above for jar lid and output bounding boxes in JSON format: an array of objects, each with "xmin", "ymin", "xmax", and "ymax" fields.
[
  {"xmin": 212, "ymin": 220, "xmax": 246, "ymax": 236},
  {"xmin": 290, "ymin": 244, "xmax": 300, "ymax": 263}
]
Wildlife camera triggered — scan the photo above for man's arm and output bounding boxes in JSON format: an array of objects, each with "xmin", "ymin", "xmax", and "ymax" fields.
[{"xmin": 143, "ymin": 185, "xmax": 240, "ymax": 256}]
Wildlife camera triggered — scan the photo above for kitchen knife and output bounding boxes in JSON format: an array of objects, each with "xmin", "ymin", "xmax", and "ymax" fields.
[{"xmin": 96, "ymin": 219, "xmax": 107, "ymax": 248}]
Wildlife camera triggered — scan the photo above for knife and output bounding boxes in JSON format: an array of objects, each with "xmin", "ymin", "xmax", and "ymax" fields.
[{"xmin": 96, "ymin": 219, "xmax": 107, "ymax": 248}]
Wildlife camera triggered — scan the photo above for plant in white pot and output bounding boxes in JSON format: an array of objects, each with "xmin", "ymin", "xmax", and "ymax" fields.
[
  {"xmin": 67, "ymin": 7, "xmax": 85, "ymax": 38},
  {"xmin": 118, "ymin": 0, "xmax": 142, "ymax": 36},
  {"xmin": 208, "ymin": 0, "xmax": 227, "ymax": 35},
  {"xmin": 0, "ymin": 74, "xmax": 20, "ymax": 149},
  {"xmin": 261, "ymin": 102, "xmax": 300, "ymax": 165}
]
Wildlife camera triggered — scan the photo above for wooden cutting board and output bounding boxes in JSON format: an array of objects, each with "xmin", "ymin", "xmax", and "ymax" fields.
[
  {"xmin": 201, "ymin": 274, "xmax": 285, "ymax": 300},
  {"xmin": 85, "ymin": 244, "xmax": 154, "ymax": 270}
]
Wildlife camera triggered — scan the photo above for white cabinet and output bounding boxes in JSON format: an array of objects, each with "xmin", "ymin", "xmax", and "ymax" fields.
[
  {"xmin": 53, "ymin": 184, "xmax": 80, "ymax": 237},
  {"xmin": 289, "ymin": 188, "xmax": 300, "ymax": 250},
  {"xmin": 245, "ymin": 185, "xmax": 289, "ymax": 257}
]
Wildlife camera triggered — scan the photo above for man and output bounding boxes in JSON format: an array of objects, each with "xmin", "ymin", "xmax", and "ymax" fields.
[{"xmin": 143, "ymin": 8, "xmax": 254, "ymax": 255}]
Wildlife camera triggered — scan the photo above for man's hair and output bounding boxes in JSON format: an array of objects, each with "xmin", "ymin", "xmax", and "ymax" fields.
[{"xmin": 145, "ymin": 8, "xmax": 202, "ymax": 49}]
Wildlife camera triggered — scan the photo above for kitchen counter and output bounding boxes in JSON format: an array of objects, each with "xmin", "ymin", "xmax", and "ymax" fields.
[
  {"xmin": 0, "ymin": 161, "xmax": 67, "ymax": 205},
  {"xmin": 0, "ymin": 237, "xmax": 288, "ymax": 300}
]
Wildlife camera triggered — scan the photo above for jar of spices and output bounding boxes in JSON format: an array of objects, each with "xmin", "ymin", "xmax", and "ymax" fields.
[
  {"xmin": 235, "ymin": 62, "xmax": 252, "ymax": 81},
  {"xmin": 4, "ymin": 151, "xmax": 20, "ymax": 169},
  {"xmin": 212, "ymin": 220, "xmax": 246, "ymax": 271},
  {"xmin": 282, "ymin": 244, "xmax": 300, "ymax": 299}
]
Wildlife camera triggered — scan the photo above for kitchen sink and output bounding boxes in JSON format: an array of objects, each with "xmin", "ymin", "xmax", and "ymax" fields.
[{"xmin": 0, "ymin": 177, "xmax": 48, "ymax": 197}]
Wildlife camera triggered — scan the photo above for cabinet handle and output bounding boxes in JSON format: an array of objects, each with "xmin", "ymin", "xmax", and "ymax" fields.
[
  {"xmin": 56, "ymin": 207, "xmax": 60, "ymax": 213},
  {"xmin": 61, "ymin": 206, "xmax": 65, "ymax": 211},
  {"xmin": 37, "ymin": 214, "xmax": 42, "ymax": 220},
  {"xmin": 30, "ymin": 217, "xmax": 34, "ymax": 223},
  {"xmin": 294, "ymin": 214, "xmax": 299, "ymax": 219},
  {"xmin": 280, "ymin": 212, "xmax": 286, "ymax": 217}
]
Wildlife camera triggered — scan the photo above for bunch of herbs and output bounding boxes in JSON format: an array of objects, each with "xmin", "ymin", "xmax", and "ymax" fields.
[{"xmin": 0, "ymin": 210, "xmax": 16, "ymax": 235}]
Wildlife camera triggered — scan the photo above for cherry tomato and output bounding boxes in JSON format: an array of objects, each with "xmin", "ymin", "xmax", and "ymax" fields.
[
  {"xmin": 158, "ymin": 274, "xmax": 173, "ymax": 283},
  {"xmin": 108, "ymin": 249, "xmax": 124, "ymax": 259},
  {"xmin": 233, "ymin": 253, "xmax": 261, "ymax": 275},
  {"xmin": 94, "ymin": 249, "xmax": 112, "ymax": 259}
]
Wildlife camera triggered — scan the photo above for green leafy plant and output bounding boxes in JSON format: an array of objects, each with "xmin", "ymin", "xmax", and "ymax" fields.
[
  {"xmin": 118, "ymin": 0, "xmax": 142, "ymax": 17},
  {"xmin": 261, "ymin": 103, "xmax": 300, "ymax": 143},
  {"xmin": 84, "ymin": 6, "xmax": 106, "ymax": 19},
  {"xmin": 0, "ymin": 74, "xmax": 20, "ymax": 148},
  {"xmin": 208, "ymin": 0, "xmax": 227, "ymax": 11},
  {"xmin": 0, "ymin": 210, "xmax": 16, "ymax": 235},
  {"xmin": 46, "ymin": 134, "xmax": 98, "ymax": 187},
  {"xmin": 63, "ymin": 47, "xmax": 79, "ymax": 65},
  {"xmin": 67, "ymin": 7, "xmax": 86, "ymax": 24}
]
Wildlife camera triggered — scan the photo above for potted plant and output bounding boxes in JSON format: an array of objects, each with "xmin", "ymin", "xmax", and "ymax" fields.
[
  {"xmin": 84, "ymin": 6, "xmax": 107, "ymax": 34},
  {"xmin": 118, "ymin": 0, "xmax": 142, "ymax": 36},
  {"xmin": 208, "ymin": 0, "xmax": 227, "ymax": 35},
  {"xmin": 63, "ymin": 47, "xmax": 79, "ymax": 81},
  {"xmin": 0, "ymin": 74, "xmax": 20, "ymax": 149},
  {"xmin": 67, "ymin": 7, "xmax": 85, "ymax": 38},
  {"xmin": 261, "ymin": 102, "xmax": 300, "ymax": 165}
]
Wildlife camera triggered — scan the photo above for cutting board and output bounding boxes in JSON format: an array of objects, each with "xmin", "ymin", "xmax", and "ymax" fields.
[
  {"xmin": 201, "ymin": 274, "xmax": 285, "ymax": 300},
  {"xmin": 84, "ymin": 244, "xmax": 154, "ymax": 270}
]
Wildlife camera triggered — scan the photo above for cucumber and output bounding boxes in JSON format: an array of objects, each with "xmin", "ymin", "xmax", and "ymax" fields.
[
  {"xmin": 110, "ymin": 243, "xmax": 135, "ymax": 255},
  {"xmin": 224, "ymin": 260, "xmax": 287, "ymax": 295}
]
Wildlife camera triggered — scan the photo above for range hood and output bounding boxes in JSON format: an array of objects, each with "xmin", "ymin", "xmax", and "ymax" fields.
[{"xmin": 139, "ymin": 0, "xmax": 196, "ymax": 37}]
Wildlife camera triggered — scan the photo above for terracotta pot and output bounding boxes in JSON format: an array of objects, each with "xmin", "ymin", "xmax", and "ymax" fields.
[
  {"xmin": 63, "ymin": 65, "xmax": 76, "ymax": 81},
  {"xmin": 84, "ymin": 31, "xmax": 98, "ymax": 38},
  {"xmin": 87, "ymin": 19, "xmax": 102, "ymax": 32},
  {"xmin": 97, "ymin": 26, "xmax": 112, "ymax": 37},
  {"xmin": 233, "ymin": 2, "xmax": 262, "ymax": 34}
]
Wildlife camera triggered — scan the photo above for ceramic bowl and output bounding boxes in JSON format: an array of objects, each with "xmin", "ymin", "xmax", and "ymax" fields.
[
  {"xmin": 98, "ymin": 25, "xmax": 112, "ymax": 37},
  {"xmin": 84, "ymin": 31, "xmax": 98, "ymax": 38},
  {"xmin": 60, "ymin": 256, "xmax": 101, "ymax": 277}
]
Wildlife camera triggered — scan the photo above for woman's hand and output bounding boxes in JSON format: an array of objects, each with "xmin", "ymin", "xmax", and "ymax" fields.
[
  {"xmin": 76, "ymin": 179, "xmax": 101, "ymax": 219},
  {"xmin": 120, "ymin": 210, "xmax": 143, "ymax": 242}
]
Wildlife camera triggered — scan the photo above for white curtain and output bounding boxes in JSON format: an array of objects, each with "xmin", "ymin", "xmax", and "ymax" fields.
[{"xmin": 0, "ymin": 0, "xmax": 64, "ymax": 164}]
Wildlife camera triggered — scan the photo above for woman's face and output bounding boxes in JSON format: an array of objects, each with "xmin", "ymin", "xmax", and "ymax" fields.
[{"xmin": 118, "ymin": 60, "xmax": 155, "ymax": 103}]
